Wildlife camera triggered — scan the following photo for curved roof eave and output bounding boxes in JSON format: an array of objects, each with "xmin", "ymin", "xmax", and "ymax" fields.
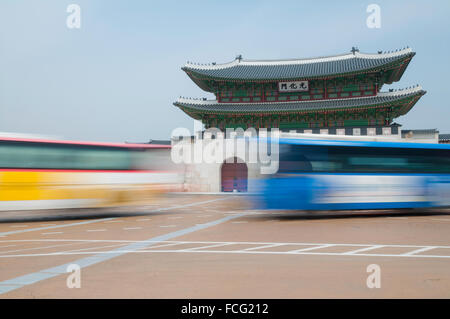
[
  {"xmin": 181, "ymin": 48, "xmax": 415, "ymax": 89},
  {"xmin": 173, "ymin": 86, "xmax": 425, "ymax": 114}
]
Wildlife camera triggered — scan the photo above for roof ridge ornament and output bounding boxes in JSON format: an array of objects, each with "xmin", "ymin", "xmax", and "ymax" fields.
[
  {"xmin": 351, "ymin": 46, "xmax": 359, "ymax": 55},
  {"xmin": 236, "ymin": 54, "xmax": 243, "ymax": 62}
]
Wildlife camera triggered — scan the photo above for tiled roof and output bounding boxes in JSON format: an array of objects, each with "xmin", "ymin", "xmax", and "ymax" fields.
[
  {"xmin": 439, "ymin": 134, "xmax": 450, "ymax": 141},
  {"xmin": 182, "ymin": 48, "xmax": 414, "ymax": 82},
  {"xmin": 174, "ymin": 86, "xmax": 425, "ymax": 114}
]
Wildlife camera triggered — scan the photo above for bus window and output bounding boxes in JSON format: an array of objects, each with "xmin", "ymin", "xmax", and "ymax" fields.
[
  {"xmin": 0, "ymin": 142, "xmax": 132, "ymax": 170},
  {"xmin": 278, "ymin": 144, "xmax": 313, "ymax": 173},
  {"xmin": 131, "ymin": 148, "xmax": 179, "ymax": 171},
  {"xmin": 279, "ymin": 144, "xmax": 345, "ymax": 173},
  {"xmin": 0, "ymin": 144, "xmax": 76, "ymax": 169},
  {"xmin": 347, "ymin": 156, "xmax": 408, "ymax": 172},
  {"xmin": 74, "ymin": 148, "xmax": 131, "ymax": 170},
  {"xmin": 332, "ymin": 146, "xmax": 450, "ymax": 174},
  {"xmin": 277, "ymin": 144, "xmax": 450, "ymax": 174}
]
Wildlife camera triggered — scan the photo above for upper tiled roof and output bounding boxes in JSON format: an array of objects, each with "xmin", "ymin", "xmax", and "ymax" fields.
[
  {"xmin": 174, "ymin": 86, "xmax": 425, "ymax": 114},
  {"xmin": 182, "ymin": 48, "xmax": 414, "ymax": 83}
]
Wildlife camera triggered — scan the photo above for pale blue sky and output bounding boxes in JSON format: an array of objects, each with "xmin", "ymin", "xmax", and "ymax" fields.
[{"xmin": 0, "ymin": 0, "xmax": 449, "ymax": 142}]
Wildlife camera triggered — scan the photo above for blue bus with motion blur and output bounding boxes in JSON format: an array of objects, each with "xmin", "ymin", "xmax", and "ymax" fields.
[{"xmin": 253, "ymin": 138, "xmax": 450, "ymax": 211}]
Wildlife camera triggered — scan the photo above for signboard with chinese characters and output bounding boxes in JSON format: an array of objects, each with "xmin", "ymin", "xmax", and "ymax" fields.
[{"xmin": 278, "ymin": 81, "xmax": 309, "ymax": 92}]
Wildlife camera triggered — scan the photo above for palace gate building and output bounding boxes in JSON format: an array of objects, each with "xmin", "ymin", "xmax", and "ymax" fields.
[
  {"xmin": 175, "ymin": 47, "xmax": 425, "ymax": 137},
  {"xmin": 173, "ymin": 48, "xmax": 427, "ymax": 192}
]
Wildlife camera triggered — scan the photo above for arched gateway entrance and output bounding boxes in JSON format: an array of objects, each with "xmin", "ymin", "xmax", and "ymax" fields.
[{"xmin": 221, "ymin": 158, "xmax": 248, "ymax": 192}]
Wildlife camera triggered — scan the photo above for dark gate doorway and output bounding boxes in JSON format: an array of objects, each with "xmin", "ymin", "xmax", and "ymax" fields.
[{"xmin": 221, "ymin": 158, "xmax": 248, "ymax": 192}]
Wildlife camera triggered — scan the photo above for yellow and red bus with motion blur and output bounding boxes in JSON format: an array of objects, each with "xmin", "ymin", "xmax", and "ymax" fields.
[{"xmin": 0, "ymin": 135, "xmax": 182, "ymax": 211}]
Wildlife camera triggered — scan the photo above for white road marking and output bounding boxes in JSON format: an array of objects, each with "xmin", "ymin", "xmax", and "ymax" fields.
[
  {"xmin": 431, "ymin": 219, "xmax": 450, "ymax": 222},
  {"xmin": 0, "ymin": 239, "xmax": 449, "ymax": 260},
  {"xmin": 0, "ymin": 239, "xmax": 143, "ymax": 244},
  {"xmin": 41, "ymin": 232, "xmax": 63, "ymax": 235},
  {"xmin": 0, "ymin": 203, "xmax": 239, "ymax": 295},
  {"xmin": 0, "ymin": 239, "xmax": 450, "ymax": 258},
  {"xmin": 104, "ymin": 220, "xmax": 123, "ymax": 223},
  {"xmin": 10, "ymin": 225, "xmax": 28, "ymax": 228},
  {"xmin": 0, "ymin": 242, "xmax": 85, "ymax": 254},
  {"xmin": 0, "ymin": 245, "xmax": 16, "ymax": 249},
  {"xmin": 159, "ymin": 225, "xmax": 177, "ymax": 228},
  {"xmin": 231, "ymin": 221, "xmax": 248, "ymax": 224},
  {"xmin": 136, "ymin": 219, "xmax": 151, "ymax": 222},
  {"xmin": 60, "ymin": 243, "xmax": 128, "ymax": 254},
  {"xmin": 123, "ymin": 227, "xmax": 142, "ymax": 231},
  {"xmin": 3, "ymin": 239, "xmax": 450, "ymax": 249},
  {"xmin": 0, "ymin": 218, "xmax": 114, "ymax": 236},
  {"xmin": 135, "ymin": 250, "xmax": 450, "ymax": 259},
  {"xmin": 40, "ymin": 224, "xmax": 57, "ymax": 226},
  {"xmin": 0, "ymin": 196, "xmax": 228, "ymax": 236},
  {"xmin": 4, "ymin": 247, "xmax": 450, "ymax": 259},
  {"xmin": 86, "ymin": 229, "xmax": 106, "ymax": 232},
  {"xmin": 241, "ymin": 243, "xmax": 284, "ymax": 251},
  {"xmin": 146, "ymin": 242, "xmax": 187, "ymax": 249},
  {"xmin": 168, "ymin": 216, "xmax": 183, "ymax": 220},
  {"xmin": 402, "ymin": 246, "xmax": 438, "ymax": 256},
  {"xmin": 177, "ymin": 243, "xmax": 233, "ymax": 252},
  {"xmin": 342, "ymin": 245, "xmax": 385, "ymax": 255},
  {"xmin": 288, "ymin": 244, "xmax": 335, "ymax": 253}
]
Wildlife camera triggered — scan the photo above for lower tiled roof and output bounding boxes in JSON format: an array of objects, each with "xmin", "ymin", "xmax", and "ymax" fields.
[{"xmin": 174, "ymin": 86, "xmax": 425, "ymax": 114}]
